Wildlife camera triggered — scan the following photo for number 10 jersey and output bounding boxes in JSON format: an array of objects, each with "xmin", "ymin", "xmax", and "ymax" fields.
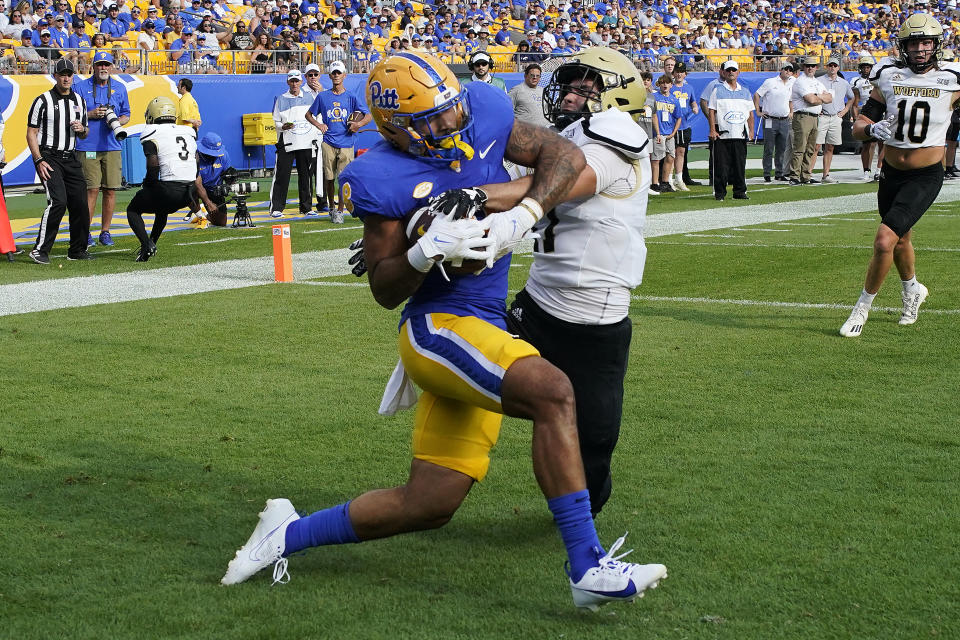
[
  {"xmin": 870, "ymin": 57, "xmax": 960, "ymax": 149},
  {"xmin": 140, "ymin": 123, "xmax": 198, "ymax": 182}
]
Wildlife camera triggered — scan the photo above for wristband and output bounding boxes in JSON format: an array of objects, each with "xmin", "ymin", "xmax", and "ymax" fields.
[
  {"xmin": 864, "ymin": 124, "xmax": 873, "ymax": 137},
  {"xmin": 516, "ymin": 197, "xmax": 543, "ymax": 224},
  {"xmin": 33, "ymin": 156, "xmax": 43, "ymax": 166},
  {"xmin": 406, "ymin": 242, "xmax": 435, "ymax": 273}
]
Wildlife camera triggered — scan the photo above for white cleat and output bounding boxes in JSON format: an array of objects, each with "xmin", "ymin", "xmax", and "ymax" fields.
[
  {"xmin": 899, "ymin": 283, "xmax": 928, "ymax": 325},
  {"xmin": 839, "ymin": 304, "xmax": 870, "ymax": 338},
  {"xmin": 569, "ymin": 533, "xmax": 667, "ymax": 612},
  {"xmin": 673, "ymin": 175, "xmax": 690, "ymax": 192},
  {"xmin": 861, "ymin": 170, "xmax": 873, "ymax": 183},
  {"xmin": 221, "ymin": 498, "xmax": 300, "ymax": 586},
  {"xmin": 270, "ymin": 211, "xmax": 284, "ymax": 218}
]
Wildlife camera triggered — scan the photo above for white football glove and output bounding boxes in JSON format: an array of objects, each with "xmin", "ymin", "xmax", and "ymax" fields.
[
  {"xmin": 481, "ymin": 198, "xmax": 544, "ymax": 269},
  {"xmin": 407, "ymin": 210, "xmax": 494, "ymax": 276},
  {"xmin": 867, "ymin": 114, "xmax": 896, "ymax": 142}
]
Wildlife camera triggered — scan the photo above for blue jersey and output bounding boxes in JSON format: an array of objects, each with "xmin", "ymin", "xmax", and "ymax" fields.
[
  {"xmin": 74, "ymin": 76, "xmax": 130, "ymax": 152},
  {"xmin": 310, "ymin": 89, "xmax": 369, "ymax": 149},
  {"xmin": 670, "ymin": 80, "xmax": 697, "ymax": 126},
  {"xmin": 340, "ymin": 81, "xmax": 514, "ymax": 328},
  {"xmin": 653, "ymin": 91, "xmax": 681, "ymax": 136},
  {"xmin": 198, "ymin": 150, "xmax": 231, "ymax": 189}
]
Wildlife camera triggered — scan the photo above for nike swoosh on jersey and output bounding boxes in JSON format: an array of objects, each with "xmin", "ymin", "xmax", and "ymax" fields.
[{"xmin": 478, "ymin": 140, "xmax": 497, "ymax": 159}]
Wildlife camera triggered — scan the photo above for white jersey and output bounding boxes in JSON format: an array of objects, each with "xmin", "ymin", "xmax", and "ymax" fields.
[
  {"xmin": 851, "ymin": 75, "xmax": 873, "ymax": 108},
  {"xmin": 140, "ymin": 123, "xmax": 198, "ymax": 182},
  {"xmin": 870, "ymin": 57, "xmax": 960, "ymax": 150},
  {"xmin": 525, "ymin": 108, "xmax": 651, "ymax": 325}
]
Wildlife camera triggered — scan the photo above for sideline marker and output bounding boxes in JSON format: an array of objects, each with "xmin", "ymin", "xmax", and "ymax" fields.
[
  {"xmin": 0, "ymin": 185, "xmax": 17, "ymax": 261},
  {"xmin": 272, "ymin": 224, "xmax": 293, "ymax": 282}
]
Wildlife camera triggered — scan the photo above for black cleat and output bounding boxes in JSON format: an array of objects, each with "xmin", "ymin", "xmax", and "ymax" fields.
[
  {"xmin": 733, "ymin": 194, "xmax": 749, "ymax": 200},
  {"xmin": 67, "ymin": 251, "xmax": 94, "ymax": 260},
  {"xmin": 29, "ymin": 249, "xmax": 49, "ymax": 264},
  {"xmin": 135, "ymin": 240, "xmax": 157, "ymax": 262}
]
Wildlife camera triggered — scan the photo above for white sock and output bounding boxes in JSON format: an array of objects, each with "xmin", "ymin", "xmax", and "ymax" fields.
[
  {"xmin": 902, "ymin": 276, "xmax": 918, "ymax": 293},
  {"xmin": 857, "ymin": 289, "xmax": 877, "ymax": 308}
]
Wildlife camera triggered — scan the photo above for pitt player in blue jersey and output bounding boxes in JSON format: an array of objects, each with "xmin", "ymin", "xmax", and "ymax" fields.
[{"xmin": 222, "ymin": 52, "xmax": 668, "ymax": 611}]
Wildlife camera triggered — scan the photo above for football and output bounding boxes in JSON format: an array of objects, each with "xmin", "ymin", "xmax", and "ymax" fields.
[
  {"xmin": 347, "ymin": 110, "xmax": 365, "ymax": 123},
  {"xmin": 403, "ymin": 207, "xmax": 487, "ymax": 275}
]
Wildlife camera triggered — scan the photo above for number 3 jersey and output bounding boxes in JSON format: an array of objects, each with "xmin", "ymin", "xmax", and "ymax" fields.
[
  {"xmin": 870, "ymin": 57, "xmax": 960, "ymax": 150},
  {"xmin": 140, "ymin": 123, "xmax": 198, "ymax": 182}
]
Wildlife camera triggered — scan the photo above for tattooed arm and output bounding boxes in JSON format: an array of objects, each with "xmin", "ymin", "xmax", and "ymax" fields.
[{"xmin": 502, "ymin": 119, "xmax": 585, "ymax": 213}]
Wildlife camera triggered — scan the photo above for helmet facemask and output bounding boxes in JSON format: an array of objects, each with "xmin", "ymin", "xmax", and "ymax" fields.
[
  {"xmin": 899, "ymin": 35, "xmax": 941, "ymax": 73},
  {"xmin": 543, "ymin": 63, "xmax": 604, "ymax": 130},
  {"xmin": 390, "ymin": 90, "xmax": 475, "ymax": 165}
]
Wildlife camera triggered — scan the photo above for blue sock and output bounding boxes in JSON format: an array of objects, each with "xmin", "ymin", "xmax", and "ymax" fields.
[
  {"xmin": 283, "ymin": 501, "xmax": 360, "ymax": 556},
  {"xmin": 548, "ymin": 490, "xmax": 603, "ymax": 582}
]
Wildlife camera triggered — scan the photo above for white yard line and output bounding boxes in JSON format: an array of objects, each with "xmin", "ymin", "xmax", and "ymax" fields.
[
  {"xmin": 649, "ymin": 240, "xmax": 960, "ymax": 252},
  {"xmin": 3, "ymin": 182, "xmax": 960, "ymax": 318},
  {"xmin": 175, "ymin": 236, "xmax": 266, "ymax": 246},
  {"xmin": 633, "ymin": 294, "xmax": 960, "ymax": 316}
]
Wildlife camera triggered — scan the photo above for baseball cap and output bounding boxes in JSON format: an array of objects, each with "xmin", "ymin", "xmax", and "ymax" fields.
[
  {"xmin": 287, "ymin": 68, "xmax": 302, "ymax": 80},
  {"xmin": 471, "ymin": 51, "xmax": 491, "ymax": 64},
  {"xmin": 674, "ymin": 62, "xmax": 687, "ymax": 73},
  {"xmin": 363, "ymin": 36, "xmax": 372, "ymax": 43},
  {"xmin": 328, "ymin": 60, "xmax": 346, "ymax": 74},
  {"xmin": 304, "ymin": 62, "xmax": 320, "ymax": 74},
  {"xmin": 53, "ymin": 57, "xmax": 75, "ymax": 75},
  {"xmin": 721, "ymin": 60, "xmax": 739, "ymax": 70},
  {"xmin": 20, "ymin": 28, "xmax": 31, "ymax": 38},
  {"xmin": 92, "ymin": 50, "xmax": 113, "ymax": 64},
  {"xmin": 142, "ymin": 20, "xmax": 154, "ymax": 28},
  {"xmin": 40, "ymin": 28, "xmax": 50, "ymax": 35},
  {"xmin": 781, "ymin": 61, "xmax": 796, "ymax": 71},
  {"xmin": 84, "ymin": 8, "xmax": 95, "ymax": 15},
  {"xmin": 183, "ymin": 25, "xmax": 193, "ymax": 34},
  {"xmin": 197, "ymin": 132, "xmax": 225, "ymax": 156}
]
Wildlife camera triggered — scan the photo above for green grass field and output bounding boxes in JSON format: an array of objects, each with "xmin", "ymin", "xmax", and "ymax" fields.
[{"xmin": 2, "ymin": 148, "xmax": 959, "ymax": 639}]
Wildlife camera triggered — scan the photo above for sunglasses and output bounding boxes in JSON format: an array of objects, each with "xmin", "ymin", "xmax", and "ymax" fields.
[{"xmin": 306, "ymin": 72, "xmax": 319, "ymax": 77}]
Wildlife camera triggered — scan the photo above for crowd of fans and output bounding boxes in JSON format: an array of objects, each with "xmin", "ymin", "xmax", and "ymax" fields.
[{"xmin": 1, "ymin": 0, "xmax": 959, "ymax": 75}]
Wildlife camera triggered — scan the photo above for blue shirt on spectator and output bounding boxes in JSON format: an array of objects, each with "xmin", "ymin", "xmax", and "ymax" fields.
[
  {"xmin": 100, "ymin": 16, "xmax": 127, "ymax": 38},
  {"xmin": 654, "ymin": 90, "xmax": 681, "ymax": 136},
  {"xmin": 310, "ymin": 89, "xmax": 369, "ymax": 149},
  {"xmin": 169, "ymin": 38, "xmax": 196, "ymax": 64},
  {"xmin": 69, "ymin": 31, "xmax": 92, "ymax": 50},
  {"xmin": 74, "ymin": 75, "xmax": 131, "ymax": 153}
]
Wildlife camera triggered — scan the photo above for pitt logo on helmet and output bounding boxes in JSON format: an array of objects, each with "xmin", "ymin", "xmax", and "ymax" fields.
[{"xmin": 369, "ymin": 82, "xmax": 400, "ymax": 111}]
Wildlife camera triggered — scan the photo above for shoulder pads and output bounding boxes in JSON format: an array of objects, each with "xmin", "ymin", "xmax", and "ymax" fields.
[{"xmin": 559, "ymin": 109, "xmax": 649, "ymax": 160}]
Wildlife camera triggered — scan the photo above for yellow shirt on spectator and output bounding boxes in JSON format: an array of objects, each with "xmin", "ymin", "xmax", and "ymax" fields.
[{"xmin": 177, "ymin": 92, "xmax": 201, "ymax": 128}]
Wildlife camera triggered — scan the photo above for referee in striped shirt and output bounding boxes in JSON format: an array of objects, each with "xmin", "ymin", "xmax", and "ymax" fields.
[{"xmin": 26, "ymin": 58, "xmax": 92, "ymax": 264}]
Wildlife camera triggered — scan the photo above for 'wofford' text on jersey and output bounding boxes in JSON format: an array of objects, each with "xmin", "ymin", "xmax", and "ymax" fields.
[{"xmin": 871, "ymin": 58, "xmax": 960, "ymax": 149}]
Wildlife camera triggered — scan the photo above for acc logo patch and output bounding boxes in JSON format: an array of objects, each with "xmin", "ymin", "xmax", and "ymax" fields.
[
  {"xmin": 369, "ymin": 81, "xmax": 399, "ymax": 110},
  {"xmin": 724, "ymin": 111, "xmax": 747, "ymax": 125},
  {"xmin": 412, "ymin": 181, "xmax": 433, "ymax": 198}
]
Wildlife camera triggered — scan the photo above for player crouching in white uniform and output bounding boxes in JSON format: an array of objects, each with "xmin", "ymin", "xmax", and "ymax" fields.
[
  {"xmin": 480, "ymin": 47, "xmax": 653, "ymax": 517},
  {"xmin": 127, "ymin": 96, "xmax": 219, "ymax": 262},
  {"xmin": 840, "ymin": 13, "xmax": 960, "ymax": 337}
]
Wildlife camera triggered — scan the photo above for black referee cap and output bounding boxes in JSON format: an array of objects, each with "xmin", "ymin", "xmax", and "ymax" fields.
[{"xmin": 53, "ymin": 58, "xmax": 75, "ymax": 75}]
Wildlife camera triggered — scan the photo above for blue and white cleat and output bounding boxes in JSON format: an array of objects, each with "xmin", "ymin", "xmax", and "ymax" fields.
[
  {"xmin": 569, "ymin": 533, "xmax": 667, "ymax": 612},
  {"xmin": 221, "ymin": 498, "xmax": 300, "ymax": 586}
]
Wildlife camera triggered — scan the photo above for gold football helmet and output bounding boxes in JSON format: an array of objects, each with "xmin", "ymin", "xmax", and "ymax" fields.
[
  {"xmin": 366, "ymin": 52, "xmax": 474, "ymax": 165},
  {"xmin": 145, "ymin": 96, "xmax": 177, "ymax": 125},
  {"xmin": 542, "ymin": 47, "xmax": 647, "ymax": 130},
  {"xmin": 897, "ymin": 13, "xmax": 943, "ymax": 72}
]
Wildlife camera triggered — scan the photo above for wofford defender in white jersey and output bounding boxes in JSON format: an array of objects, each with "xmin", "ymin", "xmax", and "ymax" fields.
[
  {"xmin": 140, "ymin": 124, "xmax": 198, "ymax": 181},
  {"xmin": 525, "ymin": 108, "xmax": 651, "ymax": 324},
  {"xmin": 870, "ymin": 57, "xmax": 960, "ymax": 148}
]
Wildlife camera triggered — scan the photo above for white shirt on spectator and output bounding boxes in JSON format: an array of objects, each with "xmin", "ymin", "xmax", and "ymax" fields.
[
  {"xmin": 138, "ymin": 31, "xmax": 158, "ymax": 50},
  {"xmin": 698, "ymin": 34, "xmax": 720, "ymax": 48},
  {"xmin": 755, "ymin": 74, "xmax": 795, "ymax": 118}
]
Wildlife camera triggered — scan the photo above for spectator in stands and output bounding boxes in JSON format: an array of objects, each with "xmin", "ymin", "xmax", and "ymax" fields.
[
  {"xmin": 386, "ymin": 35, "xmax": 401, "ymax": 55},
  {"xmin": 754, "ymin": 61, "xmax": 796, "ymax": 182},
  {"xmin": 787, "ymin": 55, "xmax": 832, "ymax": 185},
  {"xmin": 99, "ymin": 2, "xmax": 124, "ymax": 41},
  {"xmin": 48, "ymin": 12, "xmax": 68, "ymax": 46},
  {"xmin": 170, "ymin": 25, "xmax": 197, "ymax": 71},
  {"xmin": 16, "ymin": 29, "xmax": 45, "ymax": 75},
  {"xmin": 81, "ymin": 7, "xmax": 97, "ymax": 36},
  {"xmin": 35, "ymin": 27, "xmax": 65, "ymax": 65},
  {"xmin": 322, "ymin": 28, "xmax": 347, "ymax": 67},
  {"xmin": 2, "ymin": 9, "xmax": 26, "ymax": 38},
  {"xmin": 250, "ymin": 31, "xmax": 273, "ymax": 73},
  {"xmin": 698, "ymin": 24, "xmax": 721, "ymax": 49},
  {"xmin": 229, "ymin": 21, "xmax": 253, "ymax": 50}
]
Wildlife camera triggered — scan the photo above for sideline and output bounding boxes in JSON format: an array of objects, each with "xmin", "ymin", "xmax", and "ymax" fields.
[{"xmin": 3, "ymin": 182, "xmax": 960, "ymax": 318}]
